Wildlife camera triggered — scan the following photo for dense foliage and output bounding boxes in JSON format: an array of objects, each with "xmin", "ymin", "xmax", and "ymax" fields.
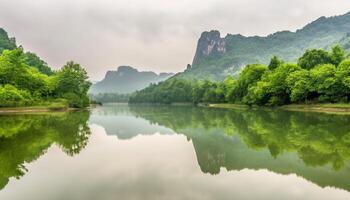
[
  {"xmin": 130, "ymin": 46, "xmax": 350, "ymax": 106},
  {"xmin": 0, "ymin": 28, "xmax": 16, "ymax": 53},
  {"xmin": 24, "ymin": 52, "xmax": 53, "ymax": 75},
  {"xmin": 0, "ymin": 48, "xmax": 91, "ymax": 108}
]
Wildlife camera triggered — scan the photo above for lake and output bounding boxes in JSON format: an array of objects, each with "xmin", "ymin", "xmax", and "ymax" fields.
[{"xmin": 1, "ymin": 104, "xmax": 350, "ymax": 200}]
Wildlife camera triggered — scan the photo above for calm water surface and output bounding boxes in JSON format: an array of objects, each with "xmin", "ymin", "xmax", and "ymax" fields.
[{"xmin": 1, "ymin": 104, "xmax": 350, "ymax": 200}]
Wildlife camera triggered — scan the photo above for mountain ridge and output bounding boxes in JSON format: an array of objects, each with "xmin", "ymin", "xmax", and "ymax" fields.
[
  {"xmin": 178, "ymin": 11, "xmax": 350, "ymax": 80},
  {"xmin": 89, "ymin": 66, "xmax": 174, "ymax": 94}
]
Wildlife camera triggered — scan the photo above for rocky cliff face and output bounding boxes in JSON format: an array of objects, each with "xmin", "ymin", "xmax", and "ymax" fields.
[
  {"xmin": 89, "ymin": 66, "xmax": 174, "ymax": 94},
  {"xmin": 192, "ymin": 30, "xmax": 226, "ymax": 66},
  {"xmin": 177, "ymin": 12, "xmax": 350, "ymax": 81}
]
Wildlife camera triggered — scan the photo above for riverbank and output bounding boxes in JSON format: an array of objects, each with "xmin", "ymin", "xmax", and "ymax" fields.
[
  {"xmin": 0, "ymin": 103, "xmax": 93, "ymax": 114},
  {"xmin": 0, "ymin": 105, "xmax": 71, "ymax": 113},
  {"xmin": 206, "ymin": 103, "xmax": 350, "ymax": 115}
]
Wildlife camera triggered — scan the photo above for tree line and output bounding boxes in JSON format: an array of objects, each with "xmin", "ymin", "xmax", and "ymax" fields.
[
  {"xmin": 129, "ymin": 46, "xmax": 350, "ymax": 105},
  {"xmin": 0, "ymin": 48, "xmax": 91, "ymax": 108}
]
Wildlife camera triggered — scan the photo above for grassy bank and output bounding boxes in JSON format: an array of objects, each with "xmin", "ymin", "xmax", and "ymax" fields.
[
  {"xmin": 279, "ymin": 104, "xmax": 350, "ymax": 114},
  {"xmin": 0, "ymin": 101, "xmax": 71, "ymax": 113},
  {"xmin": 206, "ymin": 103, "xmax": 350, "ymax": 115}
]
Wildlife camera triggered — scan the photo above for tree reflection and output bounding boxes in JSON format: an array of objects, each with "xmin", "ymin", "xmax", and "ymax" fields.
[
  {"xmin": 129, "ymin": 105, "xmax": 350, "ymax": 191},
  {"xmin": 0, "ymin": 111, "xmax": 90, "ymax": 190}
]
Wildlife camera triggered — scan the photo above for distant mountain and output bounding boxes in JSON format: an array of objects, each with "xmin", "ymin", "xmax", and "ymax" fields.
[
  {"xmin": 89, "ymin": 66, "xmax": 174, "ymax": 94},
  {"xmin": 177, "ymin": 11, "xmax": 350, "ymax": 80}
]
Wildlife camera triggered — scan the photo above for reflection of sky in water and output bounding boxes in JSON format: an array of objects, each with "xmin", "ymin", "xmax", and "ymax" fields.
[
  {"xmin": 1, "ymin": 124, "xmax": 350, "ymax": 200},
  {"xmin": 0, "ymin": 105, "xmax": 350, "ymax": 200},
  {"xmin": 89, "ymin": 104, "xmax": 175, "ymax": 139}
]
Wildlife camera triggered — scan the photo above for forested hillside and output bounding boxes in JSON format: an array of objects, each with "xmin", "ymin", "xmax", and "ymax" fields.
[
  {"xmin": 178, "ymin": 12, "xmax": 350, "ymax": 80},
  {"xmin": 0, "ymin": 28, "xmax": 91, "ymax": 108},
  {"xmin": 129, "ymin": 46, "xmax": 350, "ymax": 106}
]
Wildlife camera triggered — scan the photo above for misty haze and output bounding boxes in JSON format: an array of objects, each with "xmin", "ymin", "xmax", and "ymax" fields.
[{"xmin": 1, "ymin": 1, "xmax": 350, "ymax": 200}]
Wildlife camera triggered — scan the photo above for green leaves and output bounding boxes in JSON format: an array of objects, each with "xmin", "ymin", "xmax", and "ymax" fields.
[
  {"xmin": 268, "ymin": 56, "xmax": 283, "ymax": 70},
  {"xmin": 298, "ymin": 49, "xmax": 332, "ymax": 70},
  {"xmin": 0, "ymin": 84, "xmax": 33, "ymax": 107},
  {"xmin": 0, "ymin": 28, "xmax": 17, "ymax": 53},
  {"xmin": 24, "ymin": 52, "xmax": 53, "ymax": 75},
  {"xmin": 286, "ymin": 69, "xmax": 312, "ymax": 102},
  {"xmin": 0, "ymin": 49, "xmax": 91, "ymax": 108},
  {"xmin": 53, "ymin": 61, "xmax": 91, "ymax": 108},
  {"xmin": 331, "ymin": 45, "xmax": 345, "ymax": 66}
]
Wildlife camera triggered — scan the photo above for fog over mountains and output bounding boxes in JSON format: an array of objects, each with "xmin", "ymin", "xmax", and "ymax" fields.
[
  {"xmin": 89, "ymin": 66, "xmax": 173, "ymax": 94},
  {"xmin": 91, "ymin": 11, "xmax": 350, "ymax": 94},
  {"xmin": 177, "ymin": 12, "xmax": 350, "ymax": 80}
]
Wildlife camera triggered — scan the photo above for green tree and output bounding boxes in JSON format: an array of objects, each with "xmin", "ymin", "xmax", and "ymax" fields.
[
  {"xmin": 247, "ymin": 64, "xmax": 300, "ymax": 105},
  {"xmin": 192, "ymin": 81, "xmax": 207, "ymax": 104},
  {"xmin": 231, "ymin": 64, "xmax": 268, "ymax": 102},
  {"xmin": 336, "ymin": 60, "xmax": 350, "ymax": 101},
  {"xmin": 298, "ymin": 49, "xmax": 332, "ymax": 69},
  {"xmin": 268, "ymin": 56, "xmax": 283, "ymax": 70},
  {"xmin": 24, "ymin": 52, "xmax": 53, "ymax": 75},
  {"xmin": 54, "ymin": 61, "xmax": 91, "ymax": 108},
  {"xmin": 310, "ymin": 64, "xmax": 339, "ymax": 102},
  {"xmin": 222, "ymin": 76, "xmax": 236, "ymax": 101},
  {"xmin": 330, "ymin": 45, "xmax": 345, "ymax": 66},
  {"xmin": 0, "ymin": 48, "xmax": 28, "ymax": 87},
  {"xmin": 286, "ymin": 69, "xmax": 312, "ymax": 102},
  {"xmin": 0, "ymin": 84, "xmax": 32, "ymax": 107},
  {"xmin": 0, "ymin": 28, "xmax": 16, "ymax": 53}
]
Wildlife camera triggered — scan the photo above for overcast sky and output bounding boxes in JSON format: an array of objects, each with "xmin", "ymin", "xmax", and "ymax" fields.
[{"xmin": 0, "ymin": 0, "xmax": 350, "ymax": 80}]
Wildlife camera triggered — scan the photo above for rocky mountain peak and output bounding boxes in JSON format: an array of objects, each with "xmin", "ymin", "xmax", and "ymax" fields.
[
  {"xmin": 117, "ymin": 66, "xmax": 138, "ymax": 73},
  {"xmin": 192, "ymin": 30, "xmax": 226, "ymax": 66}
]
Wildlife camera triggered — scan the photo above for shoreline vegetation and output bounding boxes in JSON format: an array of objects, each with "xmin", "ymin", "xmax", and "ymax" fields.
[
  {"xmin": 129, "ymin": 46, "xmax": 350, "ymax": 111},
  {"xmin": 205, "ymin": 103, "xmax": 350, "ymax": 115},
  {"xmin": 0, "ymin": 29, "xmax": 91, "ymax": 110}
]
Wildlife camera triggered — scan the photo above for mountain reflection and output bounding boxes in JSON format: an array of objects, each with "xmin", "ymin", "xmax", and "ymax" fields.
[
  {"xmin": 2, "ymin": 104, "xmax": 350, "ymax": 193},
  {"xmin": 0, "ymin": 111, "xmax": 91, "ymax": 190},
  {"xmin": 123, "ymin": 105, "xmax": 350, "ymax": 191},
  {"xmin": 89, "ymin": 104, "xmax": 174, "ymax": 139}
]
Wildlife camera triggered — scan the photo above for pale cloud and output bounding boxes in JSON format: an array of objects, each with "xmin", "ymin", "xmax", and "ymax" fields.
[{"xmin": 0, "ymin": 0, "xmax": 349, "ymax": 80}]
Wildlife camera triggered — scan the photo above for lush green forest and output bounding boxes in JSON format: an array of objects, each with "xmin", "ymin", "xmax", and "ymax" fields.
[
  {"xmin": 129, "ymin": 46, "xmax": 350, "ymax": 106},
  {"xmin": 0, "ymin": 29, "xmax": 91, "ymax": 108}
]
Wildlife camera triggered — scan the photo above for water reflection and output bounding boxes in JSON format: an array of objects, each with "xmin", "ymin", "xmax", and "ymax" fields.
[
  {"xmin": 0, "ymin": 111, "xmax": 91, "ymax": 190},
  {"xmin": 90, "ymin": 104, "xmax": 174, "ymax": 139},
  {"xmin": 91, "ymin": 105, "xmax": 350, "ymax": 191},
  {"xmin": 1, "ymin": 104, "xmax": 350, "ymax": 199}
]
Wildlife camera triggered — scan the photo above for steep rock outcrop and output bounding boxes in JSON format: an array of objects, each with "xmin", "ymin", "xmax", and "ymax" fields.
[{"xmin": 192, "ymin": 30, "xmax": 226, "ymax": 66}]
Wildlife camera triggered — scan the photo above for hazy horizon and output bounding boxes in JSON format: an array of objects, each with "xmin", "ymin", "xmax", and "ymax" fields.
[{"xmin": 1, "ymin": 0, "xmax": 350, "ymax": 81}]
